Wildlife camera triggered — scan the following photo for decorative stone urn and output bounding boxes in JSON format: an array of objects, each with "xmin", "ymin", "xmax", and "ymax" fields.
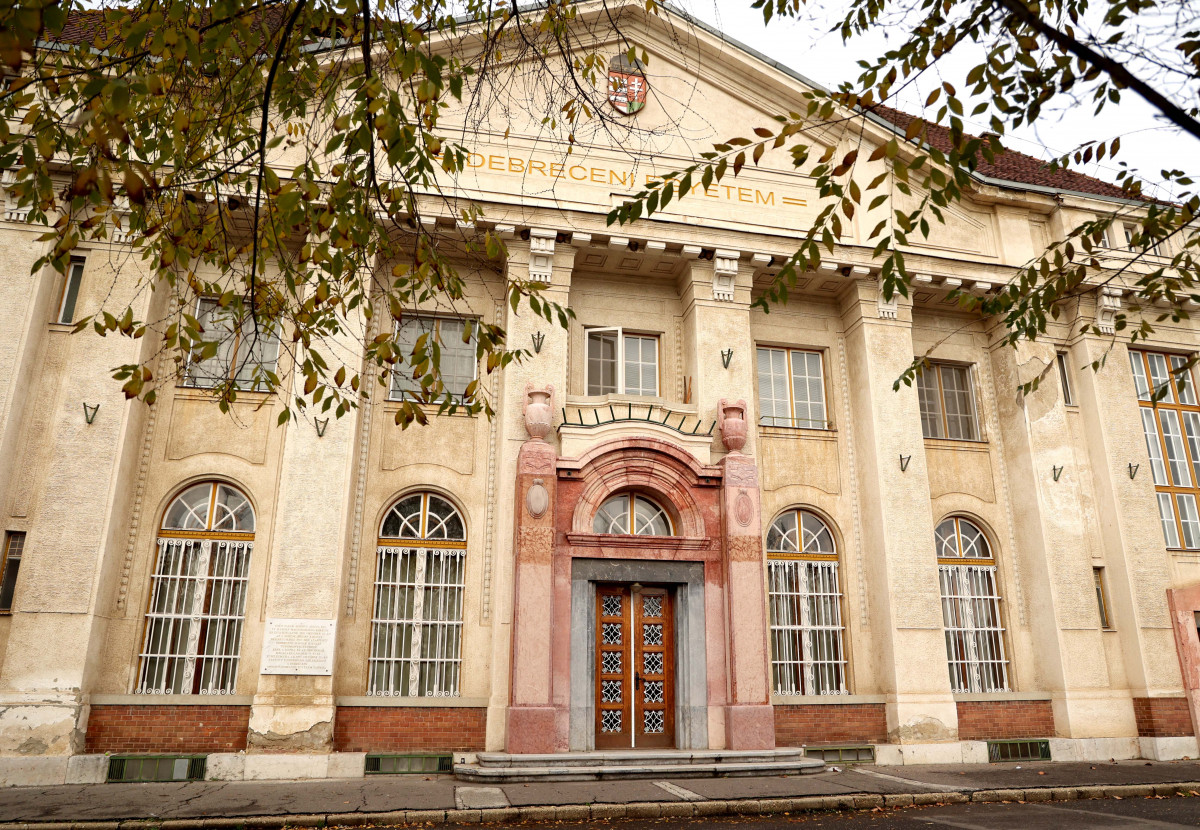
[
  {"xmin": 524, "ymin": 383, "xmax": 555, "ymax": 441},
  {"xmin": 718, "ymin": 398, "xmax": 748, "ymax": 453}
]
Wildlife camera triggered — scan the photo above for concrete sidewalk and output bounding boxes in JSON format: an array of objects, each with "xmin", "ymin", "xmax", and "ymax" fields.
[{"xmin": 0, "ymin": 760, "xmax": 1198, "ymax": 828}]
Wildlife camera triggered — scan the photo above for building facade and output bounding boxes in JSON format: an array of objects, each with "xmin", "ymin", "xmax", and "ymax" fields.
[{"xmin": 0, "ymin": 4, "xmax": 1198, "ymax": 784}]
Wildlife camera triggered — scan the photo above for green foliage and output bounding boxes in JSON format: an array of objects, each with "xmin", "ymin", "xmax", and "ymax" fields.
[
  {"xmin": 0, "ymin": 0, "xmax": 588, "ymax": 424},
  {"xmin": 613, "ymin": 0, "xmax": 1200, "ymax": 393}
]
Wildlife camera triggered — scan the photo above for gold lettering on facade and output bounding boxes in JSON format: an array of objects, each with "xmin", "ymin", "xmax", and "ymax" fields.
[{"xmin": 457, "ymin": 151, "xmax": 806, "ymax": 210}]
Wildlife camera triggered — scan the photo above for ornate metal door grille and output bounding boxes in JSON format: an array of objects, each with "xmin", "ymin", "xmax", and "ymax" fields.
[{"xmin": 594, "ymin": 585, "xmax": 675, "ymax": 748}]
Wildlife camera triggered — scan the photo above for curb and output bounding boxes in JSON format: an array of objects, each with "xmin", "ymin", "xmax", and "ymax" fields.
[{"xmin": 3, "ymin": 782, "xmax": 1197, "ymax": 829}]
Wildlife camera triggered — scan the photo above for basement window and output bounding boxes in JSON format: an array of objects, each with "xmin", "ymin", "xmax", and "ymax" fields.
[
  {"xmin": 804, "ymin": 745, "xmax": 874, "ymax": 764},
  {"xmin": 987, "ymin": 740, "xmax": 1051, "ymax": 763},
  {"xmin": 107, "ymin": 755, "xmax": 207, "ymax": 782},
  {"xmin": 365, "ymin": 753, "xmax": 453, "ymax": 774}
]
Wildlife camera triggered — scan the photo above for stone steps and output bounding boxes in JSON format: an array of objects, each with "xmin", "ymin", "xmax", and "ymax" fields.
[{"xmin": 454, "ymin": 749, "xmax": 825, "ymax": 782}]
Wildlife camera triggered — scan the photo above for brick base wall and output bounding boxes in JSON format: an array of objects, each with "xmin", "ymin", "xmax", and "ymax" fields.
[
  {"xmin": 1134, "ymin": 697, "xmax": 1195, "ymax": 737},
  {"xmin": 774, "ymin": 703, "xmax": 887, "ymax": 746},
  {"xmin": 85, "ymin": 705, "xmax": 250, "ymax": 754},
  {"xmin": 955, "ymin": 700, "xmax": 1054, "ymax": 740},
  {"xmin": 333, "ymin": 707, "xmax": 486, "ymax": 753}
]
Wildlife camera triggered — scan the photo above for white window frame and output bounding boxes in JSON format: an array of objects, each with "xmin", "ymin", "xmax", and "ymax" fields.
[
  {"xmin": 585, "ymin": 327, "xmax": 660, "ymax": 397},
  {"xmin": 765, "ymin": 509, "xmax": 847, "ymax": 696},
  {"xmin": 756, "ymin": 346, "xmax": 829, "ymax": 429},
  {"xmin": 55, "ymin": 258, "xmax": 85, "ymax": 325},
  {"xmin": 137, "ymin": 482, "xmax": 254, "ymax": 695},
  {"xmin": 182, "ymin": 297, "xmax": 281, "ymax": 392},
  {"xmin": 369, "ymin": 493, "xmax": 466, "ymax": 697},
  {"xmin": 389, "ymin": 315, "xmax": 479, "ymax": 403},
  {"xmin": 935, "ymin": 517, "xmax": 1010, "ymax": 694}
]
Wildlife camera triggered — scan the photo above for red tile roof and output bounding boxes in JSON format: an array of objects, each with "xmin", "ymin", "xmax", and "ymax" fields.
[{"xmin": 872, "ymin": 105, "xmax": 1132, "ymax": 200}]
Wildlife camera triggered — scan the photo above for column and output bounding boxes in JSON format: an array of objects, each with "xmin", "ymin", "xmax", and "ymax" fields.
[
  {"xmin": 492, "ymin": 229, "xmax": 576, "ymax": 752},
  {"xmin": 840, "ymin": 278, "xmax": 960, "ymax": 752}
]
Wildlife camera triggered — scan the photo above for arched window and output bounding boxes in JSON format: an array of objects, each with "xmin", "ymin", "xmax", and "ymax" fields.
[
  {"xmin": 935, "ymin": 517, "xmax": 1009, "ymax": 693},
  {"xmin": 138, "ymin": 482, "xmax": 254, "ymax": 695},
  {"xmin": 370, "ymin": 493, "xmax": 466, "ymax": 697},
  {"xmin": 592, "ymin": 493, "xmax": 673, "ymax": 536},
  {"xmin": 765, "ymin": 509, "xmax": 846, "ymax": 695}
]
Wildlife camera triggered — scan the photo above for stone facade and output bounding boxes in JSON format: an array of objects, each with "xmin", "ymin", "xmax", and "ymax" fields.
[{"xmin": 0, "ymin": 3, "xmax": 1198, "ymax": 784}]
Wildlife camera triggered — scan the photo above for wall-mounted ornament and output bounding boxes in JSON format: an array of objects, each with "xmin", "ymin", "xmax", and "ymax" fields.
[
  {"xmin": 734, "ymin": 490, "xmax": 754, "ymax": 527},
  {"xmin": 1052, "ymin": 465, "xmax": 1064, "ymax": 481},
  {"xmin": 524, "ymin": 382, "xmax": 555, "ymax": 441},
  {"xmin": 608, "ymin": 54, "xmax": 648, "ymax": 115},
  {"xmin": 526, "ymin": 478, "xmax": 549, "ymax": 519},
  {"xmin": 712, "ymin": 249, "xmax": 739, "ymax": 302},
  {"xmin": 1128, "ymin": 462, "xmax": 1140, "ymax": 480},
  {"xmin": 83, "ymin": 402, "xmax": 100, "ymax": 424},
  {"xmin": 718, "ymin": 398, "xmax": 748, "ymax": 454},
  {"xmin": 528, "ymin": 228, "xmax": 556, "ymax": 281},
  {"xmin": 531, "ymin": 331, "xmax": 545, "ymax": 353},
  {"xmin": 315, "ymin": 418, "xmax": 329, "ymax": 438},
  {"xmin": 721, "ymin": 348, "xmax": 734, "ymax": 369},
  {"xmin": 900, "ymin": 454, "xmax": 912, "ymax": 472}
]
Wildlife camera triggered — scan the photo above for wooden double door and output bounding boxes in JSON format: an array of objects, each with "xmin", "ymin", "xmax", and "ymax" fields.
[{"xmin": 595, "ymin": 584, "xmax": 675, "ymax": 748}]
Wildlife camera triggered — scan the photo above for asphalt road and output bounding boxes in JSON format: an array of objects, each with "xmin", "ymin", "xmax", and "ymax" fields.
[{"xmin": 424, "ymin": 796, "xmax": 1200, "ymax": 828}]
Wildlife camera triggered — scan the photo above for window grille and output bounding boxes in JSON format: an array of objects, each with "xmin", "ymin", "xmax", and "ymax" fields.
[
  {"xmin": 1130, "ymin": 350, "xmax": 1200, "ymax": 550},
  {"xmin": 390, "ymin": 316, "xmax": 478, "ymax": 403},
  {"xmin": 585, "ymin": 328, "xmax": 659, "ymax": 396},
  {"xmin": 756, "ymin": 347, "xmax": 828, "ymax": 428},
  {"xmin": 916, "ymin": 363, "xmax": 980, "ymax": 440},
  {"xmin": 369, "ymin": 493, "xmax": 466, "ymax": 697},
  {"xmin": 936, "ymin": 517, "xmax": 1008, "ymax": 694},
  {"xmin": 183, "ymin": 297, "xmax": 280, "ymax": 391},
  {"xmin": 766, "ymin": 509, "xmax": 846, "ymax": 695},
  {"xmin": 137, "ymin": 482, "xmax": 253, "ymax": 695}
]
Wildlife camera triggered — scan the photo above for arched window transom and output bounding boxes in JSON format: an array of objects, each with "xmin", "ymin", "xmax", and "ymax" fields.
[
  {"xmin": 934, "ymin": 517, "xmax": 1009, "ymax": 693},
  {"xmin": 935, "ymin": 517, "xmax": 991, "ymax": 560},
  {"xmin": 371, "ymin": 492, "xmax": 466, "ymax": 698},
  {"xmin": 765, "ymin": 509, "xmax": 845, "ymax": 695},
  {"xmin": 380, "ymin": 492, "xmax": 465, "ymax": 543},
  {"xmin": 593, "ymin": 493, "xmax": 673, "ymax": 536},
  {"xmin": 138, "ymin": 481, "xmax": 254, "ymax": 696}
]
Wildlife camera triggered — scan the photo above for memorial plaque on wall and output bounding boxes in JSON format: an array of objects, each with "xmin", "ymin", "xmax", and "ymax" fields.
[{"xmin": 261, "ymin": 618, "xmax": 336, "ymax": 675}]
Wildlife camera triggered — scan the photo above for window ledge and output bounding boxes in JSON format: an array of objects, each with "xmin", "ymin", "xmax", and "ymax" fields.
[
  {"xmin": 952, "ymin": 692, "xmax": 1051, "ymax": 702},
  {"xmin": 924, "ymin": 437, "xmax": 989, "ymax": 450},
  {"xmin": 759, "ymin": 425, "xmax": 837, "ymax": 439},
  {"xmin": 566, "ymin": 532, "xmax": 713, "ymax": 551},
  {"xmin": 91, "ymin": 694, "xmax": 253, "ymax": 706},
  {"xmin": 336, "ymin": 696, "xmax": 488, "ymax": 708},
  {"xmin": 173, "ymin": 385, "xmax": 272, "ymax": 402},
  {"xmin": 380, "ymin": 400, "xmax": 477, "ymax": 418},
  {"xmin": 771, "ymin": 694, "xmax": 885, "ymax": 706}
]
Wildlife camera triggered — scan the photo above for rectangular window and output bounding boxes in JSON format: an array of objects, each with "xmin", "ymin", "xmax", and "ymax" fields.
[
  {"xmin": 183, "ymin": 298, "xmax": 280, "ymax": 391},
  {"xmin": 916, "ymin": 363, "xmax": 980, "ymax": 441},
  {"xmin": 585, "ymin": 328, "xmax": 659, "ymax": 396},
  {"xmin": 0, "ymin": 532, "xmax": 24, "ymax": 614},
  {"xmin": 56, "ymin": 259, "xmax": 85, "ymax": 325},
  {"xmin": 369, "ymin": 546, "xmax": 464, "ymax": 696},
  {"xmin": 390, "ymin": 316, "xmax": 478, "ymax": 402},
  {"xmin": 1132, "ymin": 350, "xmax": 1200, "ymax": 549},
  {"xmin": 1093, "ymin": 567, "xmax": 1112, "ymax": 630},
  {"xmin": 1057, "ymin": 352, "xmax": 1075, "ymax": 405},
  {"xmin": 756, "ymin": 347, "xmax": 828, "ymax": 429}
]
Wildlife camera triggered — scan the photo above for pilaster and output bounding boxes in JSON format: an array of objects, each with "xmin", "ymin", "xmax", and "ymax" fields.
[
  {"xmin": 988, "ymin": 335, "xmax": 1130, "ymax": 737},
  {"xmin": 839, "ymin": 278, "xmax": 959, "ymax": 744},
  {"xmin": 1073, "ymin": 293, "xmax": 1183, "ymax": 701}
]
